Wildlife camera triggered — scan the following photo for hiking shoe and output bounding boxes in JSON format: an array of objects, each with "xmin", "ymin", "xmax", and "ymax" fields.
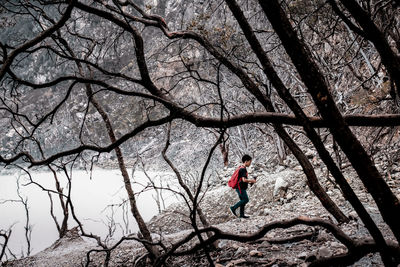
[
  {"xmin": 239, "ymin": 215, "xmax": 250, "ymax": 219},
  {"xmin": 229, "ymin": 207, "xmax": 237, "ymax": 217}
]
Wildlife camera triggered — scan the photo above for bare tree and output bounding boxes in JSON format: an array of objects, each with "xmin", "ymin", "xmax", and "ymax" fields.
[
  {"xmin": 1, "ymin": 0, "xmax": 400, "ymax": 266},
  {"xmin": 47, "ymin": 165, "xmax": 70, "ymax": 238},
  {"xmin": 14, "ymin": 177, "xmax": 32, "ymax": 258}
]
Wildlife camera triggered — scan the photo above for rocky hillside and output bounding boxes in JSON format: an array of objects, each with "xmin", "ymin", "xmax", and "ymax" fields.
[{"xmin": 4, "ymin": 163, "xmax": 398, "ymax": 267}]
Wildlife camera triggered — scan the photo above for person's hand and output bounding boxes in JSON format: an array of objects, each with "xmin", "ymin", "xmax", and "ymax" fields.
[{"xmin": 249, "ymin": 178, "xmax": 257, "ymax": 187}]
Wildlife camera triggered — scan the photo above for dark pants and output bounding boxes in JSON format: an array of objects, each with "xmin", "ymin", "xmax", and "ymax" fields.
[{"xmin": 232, "ymin": 189, "xmax": 249, "ymax": 216}]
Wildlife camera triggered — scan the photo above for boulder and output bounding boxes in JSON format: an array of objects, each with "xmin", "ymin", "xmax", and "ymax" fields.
[
  {"xmin": 249, "ymin": 250, "xmax": 263, "ymax": 257},
  {"xmin": 273, "ymin": 177, "xmax": 289, "ymax": 197},
  {"xmin": 316, "ymin": 246, "xmax": 332, "ymax": 259},
  {"xmin": 234, "ymin": 246, "xmax": 248, "ymax": 256},
  {"xmin": 297, "ymin": 251, "xmax": 308, "ymax": 259}
]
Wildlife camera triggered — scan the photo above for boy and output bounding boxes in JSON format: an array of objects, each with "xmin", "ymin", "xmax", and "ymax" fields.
[{"xmin": 229, "ymin": 154, "xmax": 256, "ymax": 218}]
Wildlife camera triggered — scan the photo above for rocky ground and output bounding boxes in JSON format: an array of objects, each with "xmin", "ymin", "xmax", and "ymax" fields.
[{"xmin": 2, "ymin": 162, "xmax": 400, "ymax": 267}]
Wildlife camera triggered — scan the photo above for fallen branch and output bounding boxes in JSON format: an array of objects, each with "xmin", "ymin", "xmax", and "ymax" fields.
[
  {"xmin": 155, "ymin": 216, "xmax": 400, "ymax": 266},
  {"xmin": 251, "ymin": 231, "xmax": 317, "ymax": 244}
]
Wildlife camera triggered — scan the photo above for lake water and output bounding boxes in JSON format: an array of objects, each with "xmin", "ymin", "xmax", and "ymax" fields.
[{"xmin": 0, "ymin": 168, "xmax": 176, "ymax": 258}]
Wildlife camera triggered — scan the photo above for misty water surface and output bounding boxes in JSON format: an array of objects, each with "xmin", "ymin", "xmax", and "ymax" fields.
[{"xmin": 0, "ymin": 168, "xmax": 176, "ymax": 257}]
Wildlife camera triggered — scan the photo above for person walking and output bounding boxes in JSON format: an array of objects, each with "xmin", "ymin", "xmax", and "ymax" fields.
[{"xmin": 229, "ymin": 154, "xmax": 256, "ymax": 218}]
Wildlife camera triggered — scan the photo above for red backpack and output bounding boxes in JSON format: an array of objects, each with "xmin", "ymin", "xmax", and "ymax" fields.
[{"xmin": 228, "ymin": 165, "xmax": 246, "ymax": 191}]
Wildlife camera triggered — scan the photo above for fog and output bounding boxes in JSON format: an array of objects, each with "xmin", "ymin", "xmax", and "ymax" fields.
[{"xmin": 0, "ymin": 168, "xmax": 176, "ymax": 257}]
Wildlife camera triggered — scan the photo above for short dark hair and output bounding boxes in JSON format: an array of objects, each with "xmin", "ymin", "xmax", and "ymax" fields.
[{"xmin": 242, "ymin": 154, "xmax": 252, "ymax": 163}]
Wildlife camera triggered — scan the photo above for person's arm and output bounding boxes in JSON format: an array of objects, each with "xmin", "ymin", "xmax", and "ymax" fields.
[
  {"xmin": 242, "ymin": 177, "xmax": 256, "ymax": 183},
  {"xmin": 239, "ymin": 168, "xmax": 256, "ymax": 183}
]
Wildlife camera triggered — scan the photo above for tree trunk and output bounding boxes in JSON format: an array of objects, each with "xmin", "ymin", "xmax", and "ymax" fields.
[
  {"xmin": 274, "ymin": 132, "xmax": 287, "ymax": 164},
  {"xmin": 86, "ymin": 89, "xmax": 160, "ymax": 260},
  {"xmin": 49, "ymin": 166, "xmax": 69, "ymax": 238},
  {"xmin": 220, "ymin": 142, "xmax": 229, "ymax": 167}
]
